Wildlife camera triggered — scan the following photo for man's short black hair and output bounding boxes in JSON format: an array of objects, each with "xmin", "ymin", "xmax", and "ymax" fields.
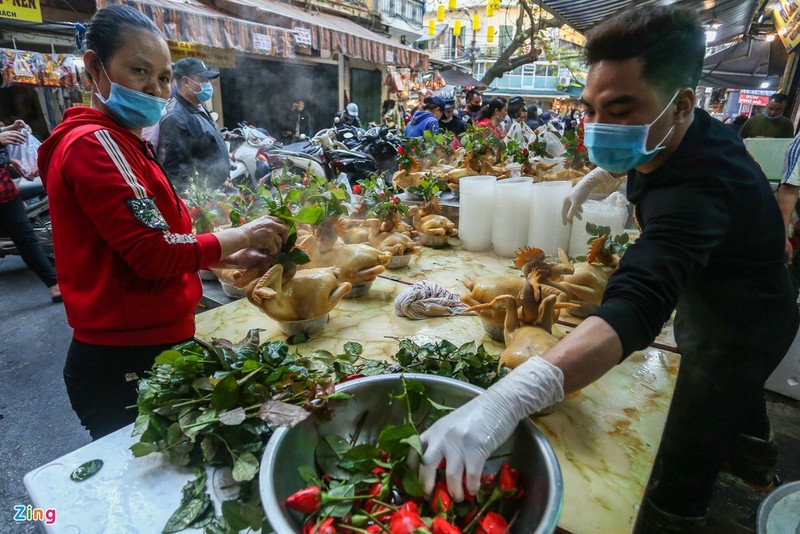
[
  {"xmin": 770, "ymin": 93, "xmax": 790, "ymax": 104},
  {"xmin": 466, "ymin": 89, "xmax": 481, "ymax": 102},
  {"xmin": 584, "ymin": 6, "xmax": 705, "ymax": 96}
]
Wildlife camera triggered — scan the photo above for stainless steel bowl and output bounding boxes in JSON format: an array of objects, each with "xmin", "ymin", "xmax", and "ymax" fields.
[{"xmin": 260, "ymin": 373, "xmax": 562, "ymax": 533}]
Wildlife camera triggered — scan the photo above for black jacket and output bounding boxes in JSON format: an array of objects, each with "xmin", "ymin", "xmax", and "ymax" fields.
[
  {"xmin": 593, "ymin": 109, "xmax": 799, "ymax": 359},
  {"xmin": 156, "ymin": 94, "xmax": 230, "ymax": 192},
  {"xmin": 439, "ymin": 115, "xmax": 466, "ymax": 136},
  {"xmin": 282, "ymin": 109, "xmax": 314, "ymax": 142}
]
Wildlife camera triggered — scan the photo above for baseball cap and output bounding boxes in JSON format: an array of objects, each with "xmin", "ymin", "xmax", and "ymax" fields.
[
  {"xmin": 443, "ymin": 98, "xmax": 455, "ymax": 110},
  {"xmin": 429, "ymin": 96, "xmax": 446, "ymax": 110},
  {"xmin": 346, "ymin": 103, "xmax": 359, "ymax": 117},
  {"xmin": 173, "ymin": 58, "xmax": 220, "ymax": 79}
]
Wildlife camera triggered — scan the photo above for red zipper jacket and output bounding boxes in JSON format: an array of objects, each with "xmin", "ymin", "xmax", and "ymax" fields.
[{"xmin": 39, "ymin": 107, "xmax": 221, "ymax": 346}]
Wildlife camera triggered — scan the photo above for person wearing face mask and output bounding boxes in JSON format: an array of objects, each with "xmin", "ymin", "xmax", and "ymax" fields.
[
  {"xmin": 738, "ymin": 93, "xmax": 794, "ymax": 139},
  {"xmin": 438, "ymin": 97, "xmax": 466, "ymax": 137},
  {"xmin": 457, "ymin": 89, "xmax": 483, "ymax": 124},
  {"xmin": 38, "ymin": 5, "xmax": 289, "ymax": 440},
  {"xmin": 156, "ymin": 57, "xmax": 230, "ymax": 192},
  {"xmin": 474, "ymin": 97, "xmax": 507, "ymax": 137},
  {"xmin": 417, "ymin": 6, "xmax": 798, "ymax": 532}
]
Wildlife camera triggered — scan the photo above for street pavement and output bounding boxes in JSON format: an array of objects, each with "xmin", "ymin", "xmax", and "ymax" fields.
[{"xmin": 0, "ymin": 256, "xmax": 89, "ymax": 533}]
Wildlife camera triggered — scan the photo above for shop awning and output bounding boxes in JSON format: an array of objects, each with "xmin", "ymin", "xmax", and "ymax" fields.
[
  {"xmin": 99, "ymin": 0, "xmax": 428, "ymax": 69},
  {"xmin": 701, "ymin": 38, "xmax": 786, "ymax": 89},
  {"xmin": 539, "ymin": 0, "xmax": 760, "ymax": 46},
  {"xmin": 438, "ymin": 67, "xmax": 486, "ymax": 89}
]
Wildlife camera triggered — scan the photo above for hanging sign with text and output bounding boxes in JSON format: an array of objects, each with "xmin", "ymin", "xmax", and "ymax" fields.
[
  {"xmin": 168, "ymin": 41, "xmax": 236, "ymax": 68},
  {"xmin": 0, "ymin": 0, "xmax": 42, "ymax": 23},
  {"xmin": 774, "ymin": 0, "xmax": 800, "ymax": 52}
]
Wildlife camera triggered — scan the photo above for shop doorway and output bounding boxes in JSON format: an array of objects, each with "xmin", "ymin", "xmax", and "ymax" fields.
[
  {"xmin": 350, "ymin": 68, "xmax": 382, "ymax": 127},
  {"xmin": 219, "ymin": 58, "xmax": 338, "ymax": 137}
]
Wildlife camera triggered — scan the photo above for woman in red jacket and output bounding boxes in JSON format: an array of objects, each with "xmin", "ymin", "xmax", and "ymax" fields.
[{"xmin": 39, "ymin": 5, "xmax": 288, "ymax": 439}]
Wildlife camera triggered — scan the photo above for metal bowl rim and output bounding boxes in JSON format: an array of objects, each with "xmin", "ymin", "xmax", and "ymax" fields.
[{"xmin": 260, "ymin": 373, "xmax": 562, "ymax": 533}]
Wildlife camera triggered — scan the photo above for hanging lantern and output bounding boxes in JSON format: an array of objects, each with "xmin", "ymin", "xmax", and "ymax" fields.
[
  {"xmin": 453, "ymin": 20, "xmax": 462, "ymax": 35},
  {"xmin": 487, "ymin": 25, "xmax": 495, "ymax": 42},
  {"xmin": 472, "ymin": 14, "xmax": 480, "ymax": 31},
  {"xmin": 428, "ymin": 19, "xmax": 436, "ymax": 35},
  {"xmin": 448, "ymin": 0, "xmax": 456, "ymax": 10},
  {"xmin": 437, "ymin": 5, "xmax": 445, "ymax": 21},
  {"xmin": 486, "ymin": 5, "xmax": 493, "ymax": 17}
]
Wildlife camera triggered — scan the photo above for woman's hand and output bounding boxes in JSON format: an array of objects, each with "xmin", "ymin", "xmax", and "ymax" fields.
[
  {"xmin": 0, "ymin": 130, "xmax": 26, "ymax": 146},
  {"xmin": 239, "ymin": 215, "xmax": 289, "ymax": 256}
]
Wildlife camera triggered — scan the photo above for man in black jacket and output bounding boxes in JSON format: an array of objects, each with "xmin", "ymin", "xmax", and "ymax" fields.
[
  {"xmin": 157, "ymin": 58, "xmax": 230, "ymax": 192},
  {"xmin": 279, "ymin": 99, "xmax": 314, "ymax": 144},
  {"xmin": 417, "ymin": 7, "xmax": 799, "ymax": 533}
]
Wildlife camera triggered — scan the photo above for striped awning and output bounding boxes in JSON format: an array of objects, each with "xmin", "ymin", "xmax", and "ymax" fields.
[
  {"xmin": 541, "ymin": 0, "xmax": 760, "ymax": 46},
  {"xmin": 98, "ymin": 0, "xmax": 428, "ymax": 69}
]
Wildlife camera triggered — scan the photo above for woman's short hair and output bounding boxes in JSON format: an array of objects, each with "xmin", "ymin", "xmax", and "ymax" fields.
[{"xmin": 82, "ymin": 5, "xmax": 163, "ymax": 65}]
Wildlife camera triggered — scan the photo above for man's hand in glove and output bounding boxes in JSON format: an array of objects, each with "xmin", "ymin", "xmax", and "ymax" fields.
[
  {"xmin": 562, "ymin": 167, "xmax": 616, "ymax": 225},
  {"xmin": 418, "ymin": 357, "xmax": 565, "ymax": 501}
]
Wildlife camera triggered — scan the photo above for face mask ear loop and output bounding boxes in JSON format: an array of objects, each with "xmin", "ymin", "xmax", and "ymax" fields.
[{"xmin": 645, "ymin": 90, "xmax": 680, "ymax": 153}]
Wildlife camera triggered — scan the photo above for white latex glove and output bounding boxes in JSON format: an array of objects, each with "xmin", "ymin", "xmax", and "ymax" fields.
[
  {"xmin": 419, "ymin": 357, "xmax": 565, "ymax": 501},
  {"xmin": 561, "ymin": 167, "xmax": 616, "ymax": 225}
]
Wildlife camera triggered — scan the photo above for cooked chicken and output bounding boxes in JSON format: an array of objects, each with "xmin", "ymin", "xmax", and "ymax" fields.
[
  {"xmin": 247, "ymin": 264, "xmax": 351, "ymax": 322},
  {"xmin": 298, "ymin": 235, "xmax": 391, "ymax": 284},
  {"xmin": 461, "ymin": 275, "xmax": 525, "ymax": 326}
]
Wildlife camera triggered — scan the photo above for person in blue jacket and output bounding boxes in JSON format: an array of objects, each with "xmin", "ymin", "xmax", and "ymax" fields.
[{"xmin": 405, "ymin": 96, "xmax": 445, "ymax": 137}]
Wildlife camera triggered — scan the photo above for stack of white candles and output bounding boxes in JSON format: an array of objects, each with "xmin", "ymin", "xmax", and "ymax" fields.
[
  {"xmin": 528, "ymin": 181, "xmax": 572, "ymax": 257},
  {"xmin": 491, "ymin": 177, "xmax": 533, "ymax": 257},
  {"xmin": 458, "ymin": 175, "xmax": 497, "ymax": 251}
]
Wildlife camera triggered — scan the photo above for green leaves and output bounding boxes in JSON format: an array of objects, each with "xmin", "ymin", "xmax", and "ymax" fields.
[
  {"xmin": 162, "ymin": 469, "xmax": 215, "ymax": 533},
  {"xmin": 69, "ymin": 459, "xmax": 103, "ymax": 482},
  {"xmin": 232, "ymin": 452, "xmax": 259, "ymax": 482},
  {"xmin": 257, "ymin": 400, "xmax": 310, "ymax": 428}
]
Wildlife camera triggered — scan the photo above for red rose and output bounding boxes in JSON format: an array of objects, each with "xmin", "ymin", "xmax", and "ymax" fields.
[
  {"xmin": 432, "ymin": 516, "xmax": 462, "ymax": 534},
  {"xmin": 190, "ymin": 207, "xmax": 200, "ymax": 218},
  {"xmin": 239, "ymin": 217, "xmax": 246, "ymax": 224},
  {"xmin": 476, "ymin": 511, "xmax": 508, "ymax": 534},
  {"xmin": 498, "ymin": 463, "xmax": 520, "ymax": 494},
  {"xmin": 397, "ymin": 145, "xmax": 406, "ymax": 155},
  {"xmin": 285, "ymin": 486, "xmax": 321, "ymax": 514},
  {"xmin": 352, "ymin": 184, "xmax": 363, "ymax": 195},
  {"xmin": 390, "ymin": 502, "xmax": 427, "ymax": 534},
  {"xmin": 431, "ymin": 482, "xmax": 452, "ymax": 514},
  {"xmin": 390, "ymin": 196, "xmax": 400, "ymax": 204},
  {"xmin": 379, "ymin": 192, "xmax": 386, "ymax": 198},
  {"xmin": 302, "ymin": 177, "xmax": 310, "ymax": 186}
]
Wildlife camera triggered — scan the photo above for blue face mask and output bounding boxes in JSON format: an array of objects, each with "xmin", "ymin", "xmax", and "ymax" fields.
[
  {"xmin": 764, "ymin": 113, "xmax": 782, "ymax": 121},
  {"xmin": 583, "ymin": 91, "xmax": 678, "ymax": 173},
  {"xmin": 95, "ymin": 64, "xmax": 167, "ymax": 130},
  {"xmin": 188, "ymin": 79, "xmax": 213, "ymax": 102}
]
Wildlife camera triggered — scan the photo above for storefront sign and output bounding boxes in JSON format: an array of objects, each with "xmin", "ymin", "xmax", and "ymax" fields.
[
  {"xmin": 253, "ymin": 33, "xmax": 273, "ymax": 52},
  {"xmin": 385, "ymin": 49, "xmax": 394, "ymax": 64},
  {"xmin": 168, "ymin": 41, "xmax": 236, "ymax": 69},
  {"xmin": 0, "ymin": 0, "xmax": 42, "ymax": 23},
  {"xmin": 738, "ymin": 93, "xmax": 770, "ymax": 106},
  {"xmin": 774, "ymin": 0, "xmax": 800, "ymax": 52},
  {"xmin": 293, "ymin": 27, "xmax": 312, "ymax": 47}
]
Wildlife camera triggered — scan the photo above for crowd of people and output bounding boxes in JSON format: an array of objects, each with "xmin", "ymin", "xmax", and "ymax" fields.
[{"xmin": 1, "ymin": 4, "xmax": 799, "ymax": 533}]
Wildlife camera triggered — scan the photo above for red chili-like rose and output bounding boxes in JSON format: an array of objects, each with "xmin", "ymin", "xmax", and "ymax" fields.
[
  {"xmin": 339, "ymin": 373, "xmax": 365, "ymax": 383},
  {"xmin": 397, "ymin": 145, "xmax": 406, "ymax": 155},
  {"xmin": 379, "ymin": 192, "xmax": 386, "ymax": 198},
  {"xmin": 315, "ymin": 517, "xmax": 337, "ymax": 534},
  {"xmin": 390, "ymin": 196, "xmax": 400, "ymax": 204},
  {"xmin": 352, "ymin": 184, "xmax": 363, "ymax": 195},
  {"xmin": 390, "ymin": 502, "xmax": 428, "ymax": 534},
  {"xmin": 239, "ymin": 217, "xmax": 246, "ymax": 224},
  {"xmin": 302, "ymin": 177, "xmax": 310, "ymax": 186},
  {"xmin": 285, "ymin": 486, "xmax": 322, "ymax": 514},
  {"xmin": 476, "ymin": 511, "xmax": 508, "ymax": 534},
  {"xmin": 190, "ymin": 207, "xmax": 200, "ymax": 218},
  {"xmin": 432, "ymin": 516, "xmax": 462, "ymax": 534},
  {"xmin": 366, "ymin": 526, "xmax": 381, "ymax": 533},
  {"xmin": 431, "ymin": 482, "xmax": 452, "ymax": 514},
  {"xmin": 498, "ymin": 463, "xmax": 520, "ymax": 494}
]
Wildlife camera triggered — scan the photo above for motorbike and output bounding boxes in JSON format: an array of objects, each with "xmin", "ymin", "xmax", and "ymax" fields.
[
  {"xmin": 0, "ymin": 177, "xmax": 53, "ymax": 262},
  {"xmin": 269, "ymin": 120, "xmax": 399, "ymax": 187},
  {"xmin": 223, "ymin": 122, "xmax": 277, "ymax": 189}
]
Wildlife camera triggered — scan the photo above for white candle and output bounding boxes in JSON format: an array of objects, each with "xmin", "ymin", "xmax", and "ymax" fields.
[
  {"xmin": 568, "ymin": 199, "xmax": 628, "ymax": 258},
  {"xmin": 528, "ymin": 181, "xmax": 572, "ymax": 256},
  {"xmin": 492, "ymin": 177, "xmax": 532, "ymax": 257},
  {"xmin": 459, "ymin": 175, "xmax": 497, "ymax": 251}
]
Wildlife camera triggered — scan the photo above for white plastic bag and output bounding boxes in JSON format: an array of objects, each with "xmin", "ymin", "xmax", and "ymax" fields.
[
  {"xmin": 542, "ymin": 130, "xmax": 566, "ymax": 158},
  {"xmin": 7, "ymin": 130, "xmax": 41, "ymax": 174}
]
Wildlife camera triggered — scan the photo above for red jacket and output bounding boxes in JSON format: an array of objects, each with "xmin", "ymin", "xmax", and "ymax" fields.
[{"xmin": 39, "ymin": 107, "xmax": 221, "ymax": 346}]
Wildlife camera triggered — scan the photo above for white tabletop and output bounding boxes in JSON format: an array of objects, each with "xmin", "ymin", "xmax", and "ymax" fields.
[{"xmin": 23, "ymin": 424, "xmax": 233, "ymax": 534}]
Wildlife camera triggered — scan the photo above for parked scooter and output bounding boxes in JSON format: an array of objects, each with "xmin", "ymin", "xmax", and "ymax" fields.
[
  {"xmin": 0, "ymin": 178, "xmax": 53, "ymax": 262},
  {"xmin": 223, "ymin": 122, "xmax": 277, "ymax": 189}
]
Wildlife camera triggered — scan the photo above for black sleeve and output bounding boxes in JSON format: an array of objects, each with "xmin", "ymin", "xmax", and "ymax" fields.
[
  {"xmin": 591, "ymin": 177, "xmax": 730, "ymax": 357},
  {"xmin": 157, "ymin": 114, "xmax": 192, "ymax": 184}
]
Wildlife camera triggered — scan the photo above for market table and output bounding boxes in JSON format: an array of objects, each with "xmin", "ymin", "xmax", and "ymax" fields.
[{"xmin": 24, "ymin": 269, "xmax": 679, "ymax": 534}]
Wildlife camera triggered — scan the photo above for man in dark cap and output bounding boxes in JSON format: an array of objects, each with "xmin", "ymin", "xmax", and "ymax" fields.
[
  {"xmin": 438, "ymin": 97, "xmax": 466, "ymax": 137},
  {"xmin": 157, "ymin": 58, "xmax": 230, "ymax": 192}
]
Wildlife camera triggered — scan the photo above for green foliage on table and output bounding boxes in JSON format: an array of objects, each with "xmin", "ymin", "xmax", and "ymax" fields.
[{"xmin": 133, "ymin": 332, "xmax": 508, "ymax": 532}]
